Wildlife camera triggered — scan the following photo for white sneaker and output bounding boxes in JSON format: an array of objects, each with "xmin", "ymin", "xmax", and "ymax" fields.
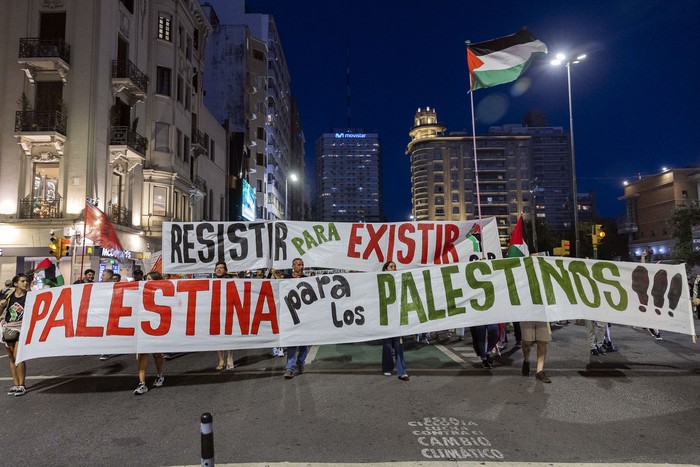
[
  {"xmin": 277, "ymin": 348, "xmax": 284, "ymax": 357},
  {"xmin": 7, "ymin": 386, "xmax": 18, "ymax": 396},
  {"xmin": 153, "ymin": 374, "xmax": 165, "ymax": 388},
  {"xmin": 272, "ymin": 347, "xmax": 279, "ymax": 357},
  {"xmin": 134, "ymin": 382, "xmax": 148, "ymax": 395},
  {"xmin": 13, "ymin": 386, "xmax": 26, "ymax": 397}
]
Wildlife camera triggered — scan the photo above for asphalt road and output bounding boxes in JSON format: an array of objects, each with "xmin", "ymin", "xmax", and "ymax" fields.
[{"xmin": 1, "ymin": 321, "xmax": 698, "ymax": 466}]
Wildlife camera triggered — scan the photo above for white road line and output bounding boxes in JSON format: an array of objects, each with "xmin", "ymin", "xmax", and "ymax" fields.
[{"xmin": 433, "ymin": 344, "xmax": 473, "ymax": 369}]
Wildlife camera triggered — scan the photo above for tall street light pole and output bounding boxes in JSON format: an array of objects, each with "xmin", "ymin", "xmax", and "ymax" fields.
[
  {"xmin": 284, "ymin": 173, "xmax": 298, "ymax": 220},
  {"xmin": 552, "ymin": 52, "xmax": 586, "ymax": 258}
]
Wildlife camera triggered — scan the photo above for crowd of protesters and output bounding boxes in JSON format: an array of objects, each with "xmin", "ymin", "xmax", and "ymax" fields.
[{"xmin": 3, "ymin": 259, "xmax": 700, "ymax": 397}]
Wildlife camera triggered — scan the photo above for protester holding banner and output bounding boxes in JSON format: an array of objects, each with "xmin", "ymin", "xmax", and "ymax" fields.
[
  {"xmin": 520, "ymin": 322, "xmax": 552, "ymax": 383},
  {"xmin": 471, "ymin": 323, "xmax": 499, "ymax": 369},
  {"xmin": 134, "ymin": 271, "xmax": 166, "ymax": 395},
  {"xmin": 284, "ymin": 258, "xmax": 309, "ymax": 379},
  {"xmin": 1, "ymin": 274, "xmax": 29, "ymax": 396},
  {"xmin": 73, "ymin": 268, "xmax": 95, "ymax": 285},
  {"xmin": 213, "ymin": 261, "xmax": 235, "ymax": 371},
  {"xmin": 380, "ymin": 262, "xmax": 410, "ymax": 381}
]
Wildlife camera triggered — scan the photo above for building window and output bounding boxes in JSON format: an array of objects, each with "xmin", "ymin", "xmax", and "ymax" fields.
[
  {"xmin": 156, "ymin": 66, "xmax": 171, "ymax": 96},
  {"xmin": 253, "ymin": 49, "xmax": 264, "ymax": 61},
  {"xmin": 176, "ymin": 129, "xmax": 183, "ymax": 158},
  {"xmin": 120, "ymin": 0, "xmax": 134, "ymax": 13},
  {"xmin": 193, "ymin": 29, "xmax": 200, "ymax": 51},
  {"xmin": 173, "ymin": 191, "xmax": 180, "ymax": 219},
  {"xmin": 210, "ymin": 140, "xmax": 215, "ymax": 160},
  {"xmin": 177, "ymin": 75, "xmax": 183, "ymax": 103},
  {"xmin": 153, "ymin": 186, "xmax": 167, "ymax": 216},
  {"xmin": 32, "ymin": 162, "xmax": 59, "ymax": 206},
  {"xmin": 184, "ymin": 135, "xmax": 190, "ymax": 162},
  {"xmin": 158, "ymin": 14, "xmax": 172, "ymax": 41},
  {"xmin": 155, "ymin": 122, "xmax": 170, "ymax": 151}
]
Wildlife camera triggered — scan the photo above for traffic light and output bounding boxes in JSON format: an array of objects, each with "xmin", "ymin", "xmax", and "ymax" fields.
[
  {"xmin": 49, "ymin": 236, "xmax": 59, "ymax": 259},
  {"xmin": 59, "ymin": 237, "xmax": 71, "ymax": 257},
  {"xmin": 561, "ymin": 239, "xmax": 571, "ymax": 256},
  {"xmin": 592, "ymin": 224, "xmax": 606, "ymax": 245}
]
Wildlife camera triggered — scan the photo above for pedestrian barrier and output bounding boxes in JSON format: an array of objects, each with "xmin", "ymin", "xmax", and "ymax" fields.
[{"xmin": 200, "ymin": 412, "xmax": 214, "ymax": 466}]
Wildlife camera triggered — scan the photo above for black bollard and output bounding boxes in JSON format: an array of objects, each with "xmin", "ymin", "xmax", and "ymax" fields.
[{"xmin": 200, "ymin": 412, "xmax": 214, "ymax": 467}]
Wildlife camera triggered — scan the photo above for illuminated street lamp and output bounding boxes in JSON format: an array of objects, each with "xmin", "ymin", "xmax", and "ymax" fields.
[
  {"xmin": 284, "ymin": 173, "xmax": 298, "ymax": 220},
  {"xmin": 552, "ymin": 52, "xmax": 586, "ymax": 258}
]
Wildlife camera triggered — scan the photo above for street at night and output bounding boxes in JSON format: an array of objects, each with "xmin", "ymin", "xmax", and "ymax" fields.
[{"xmin": 3, "ymin": 321, "xmax": 698, "ymax": 466}]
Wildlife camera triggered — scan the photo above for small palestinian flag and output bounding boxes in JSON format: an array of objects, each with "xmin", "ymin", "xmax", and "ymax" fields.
[
  {"xmin": 34, "ymin": 257, "xmax": 64, "ymax": 287},
  {"xmin": 465, "ymin": 224, "xmax": 482, "ymax": 253},
  {"xmin": 506, "ymin": 216, "xmax": 530, "ymax": 258},
  {"xmin": 467, "ymin": 28, "xmax": 548, "ymax": 91}
]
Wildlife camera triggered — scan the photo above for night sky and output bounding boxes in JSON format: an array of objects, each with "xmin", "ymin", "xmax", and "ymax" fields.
[{"xmin": 206, "ymin": 0, "xmax": 700, "ymax": 221}]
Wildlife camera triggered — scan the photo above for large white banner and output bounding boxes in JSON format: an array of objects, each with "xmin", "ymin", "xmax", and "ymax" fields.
[
  {"xmin": 161, "ymin": 219, "xmax": 503, "ymax": 273},
  {"xmin": 16, "ymin": 258, "xmax": 695, "ymax": 363}
]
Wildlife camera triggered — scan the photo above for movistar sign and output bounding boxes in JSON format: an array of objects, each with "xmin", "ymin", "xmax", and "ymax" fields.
[{"xmin": 335, "ymin": 133, "xmax": 367, "ymax": 139}]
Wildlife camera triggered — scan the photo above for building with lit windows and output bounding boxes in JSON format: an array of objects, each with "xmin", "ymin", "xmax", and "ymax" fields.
[
  {"xmin": 619, "ymin": 168, "xmax": 700, "ymax": 262},
  {"xmin": 487, "ymin": 124, "xmax": 575, "ymax": 234},
  {"xmin": 316, "ymin": 130, "xmax": 383, "ymax": 222},
  {"xmin": 406, "ymin": 107, "xmax": 530, "ymax": 243},
  {"xmin": 0, "ymin": 0, "xmax": 227, "ymax": 282},
  {"xmin": 203, "ymin": 0, "xmax": 302, "ymax": 221},
  {"xmin": 203, "ymin": 13, "xmax": 268, "ymax": 220}
]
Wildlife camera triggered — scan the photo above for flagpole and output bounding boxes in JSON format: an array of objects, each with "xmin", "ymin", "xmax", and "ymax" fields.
[
  {"xmin": 466, "ymin": 41, "xmax": 482, "ymax": 220},
  {"xmin": 80, "ymin": 202, "xmax": 87, "ymax": 281}
]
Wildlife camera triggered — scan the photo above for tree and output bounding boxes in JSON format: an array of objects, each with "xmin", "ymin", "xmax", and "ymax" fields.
[{"xmin": 669, "ymin": 201, "xmax": 700, "ymax": 266}]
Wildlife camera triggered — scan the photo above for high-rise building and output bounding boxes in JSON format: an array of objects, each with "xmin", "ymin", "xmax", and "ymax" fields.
[
  {"xmin": 316, "ymin": 130, "xmax": 383, "ymax": 222},
  {"xmin": 619, "ymin": 168, "xmax": 700, "ymax": 262},
  {"xmin": 487, "ymin": 124, "xmax": 574, "ymax": 233},
  {"xmin": 203, "ymin": 0, "xmax": 303, "ymax": 221},
  {"xmin": 203, "ymin": 14, "xmax": 268, "ymax": 220},
  {"xmin": 0, "ymin": 0, "xmax": 227, "ymax": 282},
  {"xmin": 406, "ymin": 107, "xmax": 530, "ymax": 244}
]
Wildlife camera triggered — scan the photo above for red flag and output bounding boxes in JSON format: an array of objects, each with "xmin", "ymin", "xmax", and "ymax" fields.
[{"xmin": 84, "ymin": 201, "xmax": 124, "ymax": 253}]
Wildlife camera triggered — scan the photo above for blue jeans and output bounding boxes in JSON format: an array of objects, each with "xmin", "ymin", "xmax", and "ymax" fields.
[
  {"xmin": 285, "ymin": 346, "xmax": 309, "ymax": 371},
  {"xmin": 472, "ymin": 324, "xmax": 499, "ymax": 358},
  {"xmin": 382, "ymin": 337, "xmax": 407, "ymax": 376}
]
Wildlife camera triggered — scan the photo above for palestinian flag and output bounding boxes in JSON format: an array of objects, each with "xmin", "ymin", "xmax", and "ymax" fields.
[
  {"xmin": 465, "ymin": 224, "xmax": 482, "ymax": 253},
  {"xmin": 34, "ymin": 257, "xmax": 64, "ymax": 287},
  {"xmin": 467, "ymin": 28, "xmax": 548, "ymax": 91},
  {"xmin": 506, "ymin": 216, "xmax": 530, "ymax": 258}
]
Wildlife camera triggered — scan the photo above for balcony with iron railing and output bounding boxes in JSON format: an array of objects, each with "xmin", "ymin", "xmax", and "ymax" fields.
[
  {"xmin": 19, "ymin": 193, "xmax": 63, "ymax": 219},
  {"xmin": 15, "ymin": 110, "xmax": 67, "ymax": 134},
  {"xmin": 193, "ymin": 175, "xmax": 207, "ymax": 192},
  {"xmin": 109, "ymin": 126, "xmax": 147, "ymax": 156},
  {"xmin": 15, "ymin": 111, "xmax": 68, "ymax": 156},
  {"xmin": 191, "ymin": 128, "xmax": 209, "ymax": 156},
  {"xmin": 19, "ymin": 37, "xmax": 71, "ymax": 63},
  {"xmin": 18, "ymin": 38, "xmax": 71, "ymax": 83},
  {"xmin": 107, "ymin": 203, "xmax": 132, "ymax": 227},
  {"xmin": 112, "ymin": 59, "xmax": 149, "ymax": 102}
]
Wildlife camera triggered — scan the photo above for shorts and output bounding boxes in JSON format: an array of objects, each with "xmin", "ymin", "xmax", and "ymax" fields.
[{"xmin": 520, "ymin": 321, "xmax": 551, "ymax": 342}]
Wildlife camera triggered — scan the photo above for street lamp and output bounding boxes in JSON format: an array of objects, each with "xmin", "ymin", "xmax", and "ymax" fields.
[
  {"xmin": 552, "ymin": 52, "xmax": 586, "ymax": 258},
  {"xmin": 284, "ymin": 173, "xmax": 298, "ymax": 220}
]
